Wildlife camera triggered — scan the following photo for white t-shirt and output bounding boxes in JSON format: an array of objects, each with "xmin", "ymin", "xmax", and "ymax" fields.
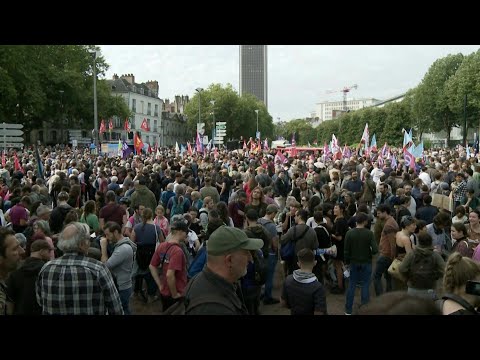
[{"xmin": 306, "ymin": 216, "xmax": 328, "ymax": 228}]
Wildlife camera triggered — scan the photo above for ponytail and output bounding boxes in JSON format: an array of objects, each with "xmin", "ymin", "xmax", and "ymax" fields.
[{"xmin": 141, "ymin": 208, "xmax": 153, "ymax": 230}]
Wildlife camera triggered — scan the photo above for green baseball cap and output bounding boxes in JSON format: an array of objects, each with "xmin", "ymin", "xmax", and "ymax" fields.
[{"xmin": 207, "ymin": 226, "xmax": 264, "ymax": 256}]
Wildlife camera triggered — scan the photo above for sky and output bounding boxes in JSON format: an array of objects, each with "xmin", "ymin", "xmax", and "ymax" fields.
[{"xmin": 99, "ymin": 45, "xmax": 480, "ymax": 123}]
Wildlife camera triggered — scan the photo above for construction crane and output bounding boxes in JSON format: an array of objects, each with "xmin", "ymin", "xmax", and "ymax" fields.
[{"xmin": 326, "ymin": 84, "xmax": 358, "ymax": 112}]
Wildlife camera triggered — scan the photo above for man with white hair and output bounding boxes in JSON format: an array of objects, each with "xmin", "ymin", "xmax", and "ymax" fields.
[
  {"xmin": 108, "ymin": 176, "xmax": 120, "ymax": 192},
  {"xmin": 36, "ymin": 222, "xmax": 123, "ymax": 315}
]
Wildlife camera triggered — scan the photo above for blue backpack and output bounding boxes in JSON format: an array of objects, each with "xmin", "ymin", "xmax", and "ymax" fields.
[{"xmin": 171, "ymin": 196, "xmax": 186, "ymax": 216}]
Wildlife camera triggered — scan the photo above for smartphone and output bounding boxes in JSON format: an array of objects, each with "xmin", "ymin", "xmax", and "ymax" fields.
[{"xmin": 465, "ymin": 280, "xmax": 480, "ymax": 296}]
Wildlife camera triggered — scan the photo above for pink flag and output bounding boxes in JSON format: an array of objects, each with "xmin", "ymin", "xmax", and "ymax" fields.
[{"xmin": 275, "ymin": 150, "xmax": 287, "ymax": 164}]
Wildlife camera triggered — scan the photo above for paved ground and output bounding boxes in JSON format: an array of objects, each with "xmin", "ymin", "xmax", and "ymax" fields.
[{"xmin": 132, "ymin": 261, "xmax": 373, "ymax": 315}]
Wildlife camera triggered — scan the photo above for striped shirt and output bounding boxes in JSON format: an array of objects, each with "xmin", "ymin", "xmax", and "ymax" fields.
[{"xmin": 36, "ymin": 252, "xmax": 124, "ymax": 315}]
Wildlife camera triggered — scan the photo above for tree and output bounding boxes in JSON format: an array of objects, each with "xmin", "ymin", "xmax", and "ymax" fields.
[
  {"xmin": 0, "ymin": 45, "xmax": 127, "ymax": 143},
  {"xmin": 446, "ymin": 50, "xmax": 480, "ymax": 140},
  {"xmin": 413, "ymin": 54, "xmax": 464, "ymax": 145},
  {"xmin": 184, "ymin": 83, "xmax": 274, "ymax": 141}
]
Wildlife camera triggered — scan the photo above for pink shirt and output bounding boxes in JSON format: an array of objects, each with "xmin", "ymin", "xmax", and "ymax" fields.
[
  {"xmin": 473, "ymin": 245, "xmax": 480, "ymax": 263},
  {"xmin": 154, "ymin": 216, "xmax": 169, "ymax": 236}
]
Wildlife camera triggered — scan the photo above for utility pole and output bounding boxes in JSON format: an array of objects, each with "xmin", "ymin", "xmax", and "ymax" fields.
[{"xmin": 463, "ymin": 94, "xmax": 467, "ymax": 146}]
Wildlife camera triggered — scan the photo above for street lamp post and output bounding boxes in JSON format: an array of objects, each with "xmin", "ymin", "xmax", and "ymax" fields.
[
  {"xmin": 210, "ymin": 100, "xmax": 215, "ymax": 141},
  {"xmin": 59, "ymin": 90, "xmax": 64, "ymax": 142},
  {"xmin": 90, "ymin": 50, "xmax": 99, "ymax": 148},
  {"xmin": 195, "ymin": 87, "xmax": 204, "ymax": 125},
  {"xmin": 255, "ymin": 109, "xmax": 259, "ymax": 139}
]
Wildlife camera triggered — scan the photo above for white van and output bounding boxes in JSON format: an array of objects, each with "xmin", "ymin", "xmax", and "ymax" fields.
[{"xmin": 271, "ymin": 140, "xmax": 291, "ymax": 149}]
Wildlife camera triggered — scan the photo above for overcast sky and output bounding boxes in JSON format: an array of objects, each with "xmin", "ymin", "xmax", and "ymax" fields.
[{"xmin": 99, "ymin": 45, "xmax": 480, "ymax": 123}]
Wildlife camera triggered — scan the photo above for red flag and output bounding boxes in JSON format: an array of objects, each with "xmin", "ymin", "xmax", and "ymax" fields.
[
  {"xmin": 109, "ymin": 118, "xmax": 113, "ymax": 132},
  {"xmin": 1, "ymin": 150, "xmax": 5, "ymax": 167},
  {"xmin": 99, "ymin": 119, "xmax": 106, "ymax": 134},
  {"xmin": 141, "ymin": 118, "xmax": 149, "ymax": 131},
  {"xmin": 243, "ymin": 139, "xmax": 247, "ymax": 150},
  {"xmin": 187, "ymin": 142, "xmax": 193, "ymax": 155},
  {"xmin": 134, "ymin": 132, "xmax": 144, "ymax": 153},
  {"xmin": 404, "ymin": 148, "xmax": 416, "ymax": 171},
  {"xmin": 124, "ymin": 118, "xmax": 131, "ymax": 132}
]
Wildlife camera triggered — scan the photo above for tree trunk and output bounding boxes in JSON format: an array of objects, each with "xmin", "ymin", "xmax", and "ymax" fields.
[{"xmin": 446, "ymin": 127, "xmax": 451, "ymax": 147}]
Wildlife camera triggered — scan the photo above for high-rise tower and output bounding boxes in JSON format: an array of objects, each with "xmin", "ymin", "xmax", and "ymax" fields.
[{"xmin": 239, "ymin": 45, "xmax": 268, "ymax": 109}]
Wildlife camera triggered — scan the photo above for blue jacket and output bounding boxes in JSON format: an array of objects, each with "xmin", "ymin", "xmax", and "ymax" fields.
[{"xmin": 188, "ymin": 244, "xmax": 207, "ymax": 279}]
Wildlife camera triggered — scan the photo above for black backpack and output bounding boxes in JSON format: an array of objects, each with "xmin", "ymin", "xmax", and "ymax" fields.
[
  {"xmin": 245, "ymin": 226, "xmax": 270, "ymax": 259},
  {"xmin": 409, "ymin": 251, "xmax": 438, "ymax": 289},
  {"xmin": 252, "ymin": 251, "xmax": 267, "ymax": 286}
]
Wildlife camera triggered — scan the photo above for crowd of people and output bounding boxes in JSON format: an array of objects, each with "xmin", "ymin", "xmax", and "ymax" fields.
[{"xmin": 0, "ymin": 143, "xmax": 479, "ymax": 315}]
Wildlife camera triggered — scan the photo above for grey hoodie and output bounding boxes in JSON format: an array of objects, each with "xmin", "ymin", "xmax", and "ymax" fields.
[
  {"xmin": 106, "ymin": 237, "xmax": 137, "ymax": 291},
  {"xmin": 292, "ymin": 270, "xmax": 318, "ymax": 284}
]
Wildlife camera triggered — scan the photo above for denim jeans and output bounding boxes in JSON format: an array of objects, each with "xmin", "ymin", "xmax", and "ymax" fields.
[
  {"xmin": 118, "ymin": 287, "xmax": 133, "ymax": 315},
  {"xmin": 264, "ymin": 253, "xmax": 278, "ymax": 300},
  {"xmin": 373, "ymin": 255, "xmax": 393, "ymax": 296},
  {"xmin": 345, "ymin": 263, "xmax": 372, "ymax": 314}
]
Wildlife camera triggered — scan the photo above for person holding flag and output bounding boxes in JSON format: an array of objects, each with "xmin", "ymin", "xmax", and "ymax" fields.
[{"xmin": 134, "ymin": 132, "xmax": 144, "ymax": 155}]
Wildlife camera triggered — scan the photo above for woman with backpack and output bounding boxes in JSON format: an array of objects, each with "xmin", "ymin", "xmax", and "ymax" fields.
[
  {"xmin": 167, "ymin": 185, "xmax": 191, "ymax": 221},
  {"xmin": 398, "ymin": 232, "xmax": 445, "ymax": 300}
]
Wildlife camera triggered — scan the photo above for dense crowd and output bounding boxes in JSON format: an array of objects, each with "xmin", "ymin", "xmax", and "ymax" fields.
[{"xmin": 0, "ymin": 143, "xmax": 479, "ymax": 315}]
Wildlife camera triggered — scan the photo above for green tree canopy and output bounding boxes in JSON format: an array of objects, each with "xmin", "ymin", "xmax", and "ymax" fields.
[
  {"xmin": 0, "ymin": 45, "xmax": 130, "ymax": 139},
  {"xmin": 183, "ymin": 83, "xmax": 274, "ymax": 141}
]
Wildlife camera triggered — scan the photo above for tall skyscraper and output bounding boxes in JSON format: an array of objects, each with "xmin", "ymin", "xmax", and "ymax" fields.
[{"xmin": 239, "ymin": 45, "xmax": 268, "ymax": 109}]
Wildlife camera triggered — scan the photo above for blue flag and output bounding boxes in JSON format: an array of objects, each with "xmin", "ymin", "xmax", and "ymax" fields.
[
  {"xmin": 122, "ymin": 141, "xmax": 132, "ymax": 159},
  {"xmin": 35, "ymin": 146, "xmax": 44, "ymax": 180}
]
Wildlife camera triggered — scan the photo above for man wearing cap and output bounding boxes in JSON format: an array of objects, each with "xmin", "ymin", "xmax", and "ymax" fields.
[
  {"xmin": 6, "ymin": 239, "xmax": 52, "ymax": 315},
  {"xmin": 149, "ymin": 220, "xmax": 189, "ymax": 311},
  {"xmin": 184, "ymin": 226, "xmax": 264, "ymax": 315}
]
